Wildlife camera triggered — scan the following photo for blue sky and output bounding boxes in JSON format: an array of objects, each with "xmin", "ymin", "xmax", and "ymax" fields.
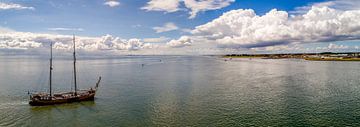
[
  {"xmin": 1, "ymin": 0, "xmax": 327, "ymax": 38},
  {"xmin": 0, "ymin": 0, "xmax": 359, "ymax": 55}
]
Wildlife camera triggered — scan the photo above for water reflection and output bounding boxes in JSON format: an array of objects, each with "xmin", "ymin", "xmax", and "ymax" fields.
[
  {"xmin": 29, "ymin": 101, "xmax": 96, "ymax": 126},
  {"xmin": 0, "ymin": 56, "xmax": 359, "ymax": 126}
]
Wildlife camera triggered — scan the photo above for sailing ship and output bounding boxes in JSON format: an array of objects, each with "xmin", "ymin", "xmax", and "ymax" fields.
[{"xmin": 29, "ymin": 35, "xmax": 102, "ymax": 106}]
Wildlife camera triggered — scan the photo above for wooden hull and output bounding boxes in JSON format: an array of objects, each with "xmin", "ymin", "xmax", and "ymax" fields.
[{"xmin": 29, "ymin": 90, "xmax": 96, "ymax": 106}]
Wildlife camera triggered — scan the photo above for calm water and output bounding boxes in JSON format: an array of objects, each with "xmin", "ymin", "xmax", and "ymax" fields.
[{"xmin": 0, "ymin": 56, "xmax": 359, "ymax": 126}]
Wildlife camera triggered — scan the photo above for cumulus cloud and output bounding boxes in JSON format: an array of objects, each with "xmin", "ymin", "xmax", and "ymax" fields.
[
  {"xmin": 191, "ymin": 6, "xmax": 360, "ymax": 48},
  {"xmin": 104, "ymin": 0, "xmax": 120, "ymax": 7},
  {"xmin": 183, "ymin": 0, "xmax": 235, "ymax": 19},
  {"xmin": 291, "ymin": 0, "xmax": 360, "ymax": 14},
  {"xmin": 141, "ymin": 0, "xmax": 234, "ymax": 19},
  {"xmin": 0, "ymin": 2, "xmax": 34, "ymax": 10},
  {"xmin": 48, "ymin": 27, "xmax": 84, "ymax": 31},
  {"xmin": 141, "ymin": 0, "xmax": 180, "ymax": 13},
  {"xmin": 167, "ymin": 36, "xmax": 192, "ymax": 48},
  {"xmin": 153, "ymin": 22, "xmax": 179, "ymax": 33},
  {"xmin": 0, "ymin": 27, "xmax": 207, "ymax": 55},
  {"xmin": 0, "ymin": 30, "xmax": 156, "ymax": 51},
  {"xmin": 0, "ymin": 39, "xmax": 41, "ymax": 50}
]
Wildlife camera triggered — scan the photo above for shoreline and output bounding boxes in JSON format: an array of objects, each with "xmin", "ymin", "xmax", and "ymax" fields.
[
  {"xmin": 304, "ymin": 57, "xmax": 360, "ymax": 61},
  {"xmin": 222, "ymin": 52, "xmax": 360, "ymax": 61},
  {"xmin": 223, "ymin": 56, "xmax": 360, "ymax": 61}
]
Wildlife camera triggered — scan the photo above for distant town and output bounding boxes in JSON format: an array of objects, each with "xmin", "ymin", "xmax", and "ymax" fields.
[{"xmin": 223, "ymin": 52, "xmax": 360, "ymax": 61}]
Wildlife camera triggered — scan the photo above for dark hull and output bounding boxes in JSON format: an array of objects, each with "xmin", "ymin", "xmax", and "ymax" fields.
[{"xmin": 29, "ymin": 92, "xmax": 95, "ymax": 106}]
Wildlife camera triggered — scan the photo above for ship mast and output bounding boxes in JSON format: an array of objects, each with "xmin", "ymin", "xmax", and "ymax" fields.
[
  {"xmin": 49, "ymin": 42, "xmax": 53, "ymax": 98},
  {"xmin": 73, "ymin": 35, "xmax": 77, "ymax": 96}
]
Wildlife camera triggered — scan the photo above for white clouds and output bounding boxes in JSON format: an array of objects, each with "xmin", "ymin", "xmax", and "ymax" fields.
[
  {"xmin": 0, "ymin": 30, "xmax": 156, "ymax": 51},
  {"xmin": 0, "ymin": 31, "xmax": 43, "ymax": 50},
  {"xmin": 116, "ymin": 38, "xmax": 144, "ymax": 50},
  {"xmin": 0, "ymin": 30, "xmax": 201, "ymax": 55},
  {"xmin": 291, "ymin": 0, "xmax": 360, "ymax": 14},
  {"xmin": 0, "ymin": 39, "xmax": 41, "ymax": 50},
  {"xmin": 191, "ymin": 6, "xmax": 360, "ymax": 48},
  {"xmin": 248, "ymin": 42, "xmax": 360, "ymax": 53},
  {"xmin": 167, "ymin": 36, "xmax": 192, "ymax": 48},
  {"xmin": 183, "ymin": 0, "xmax": 235, "ymax": 19},
  {"xmin": 141, "ymin": 0, "xmax": 180, "ymax": 13},
  {"xmin": 48, "ymin": 27, "xmax": 84, "ymax": 31},
  {"xmin": 141, "ymin": 0, "xmax": 234, "ymax": 18},
  {"xmin": 327, "ymin": 43, "xmax": 349, "ymax": 49},
  {"xmin": 313, "ymin": 43, "xmax": 360, "ymax": 52},
  {"xmin": 153, "ymin": 22, "xmax": 179, "ymax": 33},
  {"xmin": 104, "ymin": 1, "xmax": 120, "ymax": 7},
  {"xmin": 152, "ymin": 23, "xmax": 190, "ymax": 34},
  {"xmin": 0, "ymin": 27, "xmax": 358, "ymax": 55},
  {"xmin": 2, "ymin": 1, "xmax": 360, "ymax": 55},
  {"xmin": 143, "ymin": 36, "xmax": 170, "ymax": 43},
  {"xmin": 316, "ymin": 43, "xmax": 350, "ymax": 50},
  {"xmin": 0, "ymin": 2, "xmax": 34, "ymax": 10},
  {"xmin": 329, "ymin": 0, "xmax": 360, "ymax": 10}
]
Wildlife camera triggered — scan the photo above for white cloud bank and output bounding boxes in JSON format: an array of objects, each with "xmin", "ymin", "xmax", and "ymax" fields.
[
  {"xmin": 0, "ymin": 29, "xmax": 223, "ymax": 55},
  {"xmin": 191, "ymin": 6, "xmax": 360, "ymax": 48},
  {"xmin": 104, "ymin": 1, "xmax": 120, "ymax": 7},
  {"xmin": 141, "ymin": 0, "xmax": 234, "ymax": 19},
  {"xmin": 0, "ymin": 30, "xmax": 157, "ymax": 52},
  {"xmin": 0, "ymin": 2, "xmax": 34, "ymax": 10},
  {"xmin": 167, "ymin": 36, "xmax": 192, "ymax": 48}
]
